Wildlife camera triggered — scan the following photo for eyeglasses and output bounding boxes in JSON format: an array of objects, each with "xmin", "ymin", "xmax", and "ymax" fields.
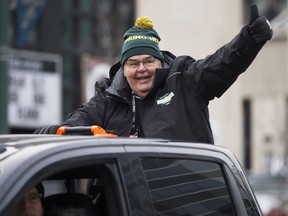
[
  {"xmin": 125, "ymin": 57, "xmax": 158, "ymax": 69},
  {"xmin": 20, "ymin": 193, "xmax": 42, "ymax": 204}
]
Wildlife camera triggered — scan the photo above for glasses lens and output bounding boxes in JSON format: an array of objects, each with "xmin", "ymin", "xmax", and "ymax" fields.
[
  {"xmin": 26, "ymin": 193, "xmax": 42, "ymax": 203},
  {"xmin": 143, "ymin": 58, "xmax": 156, "ymax": 67},
  {"xmin": 126, "ymin": 61, "xmax": 139, "ymax": 68}
]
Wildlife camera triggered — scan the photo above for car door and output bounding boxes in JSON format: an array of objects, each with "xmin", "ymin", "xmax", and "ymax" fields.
[{"xmin": 123, "ymin": 142, "xmax": 262, "ymax": 216}]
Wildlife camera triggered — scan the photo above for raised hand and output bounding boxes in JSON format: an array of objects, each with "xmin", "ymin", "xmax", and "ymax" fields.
[{"xmin": 248, "ymin": 5, "xmax": 273, "ymax": 44}]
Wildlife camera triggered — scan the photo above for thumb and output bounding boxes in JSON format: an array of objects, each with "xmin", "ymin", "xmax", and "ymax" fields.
[{"xmin": 249, "ymin": 4, "xmax": 259, "ymax": 25}]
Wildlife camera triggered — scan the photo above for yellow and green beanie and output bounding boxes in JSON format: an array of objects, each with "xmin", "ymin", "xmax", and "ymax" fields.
[{"xmin": 120, "ymin": 16, "xmax": 164, "ymax": 66}]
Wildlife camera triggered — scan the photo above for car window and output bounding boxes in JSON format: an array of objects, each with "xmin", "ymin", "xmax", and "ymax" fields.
[
  {"xmin": 140, "ymin": 158, "xmax": 236, "ymax": 216},
  {"xmin": 7, "ymin": 161, "xmax": 125, "ymax": 216}
]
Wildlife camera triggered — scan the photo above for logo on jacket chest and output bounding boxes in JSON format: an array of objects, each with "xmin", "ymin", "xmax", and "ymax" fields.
[{"xmin": 157, "ymin": 92, "xmax": 174, "ymax": 105}]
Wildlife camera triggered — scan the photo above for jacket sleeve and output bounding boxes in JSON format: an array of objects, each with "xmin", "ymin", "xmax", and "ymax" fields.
[
  {"xmin": 188, "ymin": 25, "xmax": 265, "ymax": 100},
  {"xmin": 61, "ymin": 79, "xmax": 109, "ymax": 127}
]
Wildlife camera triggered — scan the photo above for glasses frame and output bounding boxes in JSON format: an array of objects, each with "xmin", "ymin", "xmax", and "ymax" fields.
[
  {"xmin": 125, "ymin": 57, "xmax": 158, "ymax": 69},
  {"xmin": 20, "ymin": 193, "xmax": 42, "ymax": 204}
]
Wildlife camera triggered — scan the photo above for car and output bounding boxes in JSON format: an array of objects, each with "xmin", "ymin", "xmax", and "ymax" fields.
[{"xmin": 0, "ymin": 134, "xmax": 262, "ymax": 216}]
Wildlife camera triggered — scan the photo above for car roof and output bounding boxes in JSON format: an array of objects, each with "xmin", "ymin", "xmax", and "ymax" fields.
[
  {"xmin": 0, "ymin": 134, "xmax": 229, "ymax": 152},
  {"xmin": 0, "ymin": 134, "xmax": 239, "ymax": 169},
  {"xmin": 0, "ymin": 134, "xmax": 244, "ymax": 185},
  {"xmin": 0, "ymin": 134, "xmax": 242, "ymax": 178}
]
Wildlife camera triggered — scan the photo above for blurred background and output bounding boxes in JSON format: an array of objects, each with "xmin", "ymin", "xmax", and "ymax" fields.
[{"xmin": 0, "ymin": 0, "xmax": 287, "ymax": 214}]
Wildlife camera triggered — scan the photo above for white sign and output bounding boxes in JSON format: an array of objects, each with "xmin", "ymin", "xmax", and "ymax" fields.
[{"xmin": 8, "ymin": 49, "xmax": 62, "ymax": 128}]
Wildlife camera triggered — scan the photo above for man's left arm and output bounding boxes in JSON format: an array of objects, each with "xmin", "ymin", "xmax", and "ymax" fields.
[{"xmin": 198, "ymin": 4, "xmax": 272, "ymax": 99}]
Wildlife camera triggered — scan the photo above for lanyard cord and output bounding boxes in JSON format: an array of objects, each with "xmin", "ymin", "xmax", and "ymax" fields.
[
  {"xmin": 131, "ymin": 93, "xmax": 136, "ymax": 132},
  {"xmin": 130, "ymin": 93, "xmax": 141, "ymax": 136}
]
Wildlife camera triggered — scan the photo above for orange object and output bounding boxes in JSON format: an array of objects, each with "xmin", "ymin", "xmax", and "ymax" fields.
[
  {"xmin": 56, "ymin": 126, "xmax": 66, "ymax": 135},
  {"xmin": 56, "ymin": 125, "xmax": 117, "ymax": 137}
]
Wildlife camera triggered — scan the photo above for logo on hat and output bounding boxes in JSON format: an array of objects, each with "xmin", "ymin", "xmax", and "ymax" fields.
[{"xmin": 124, "ymin": 35, "xmax": 160, "ymax": 44}]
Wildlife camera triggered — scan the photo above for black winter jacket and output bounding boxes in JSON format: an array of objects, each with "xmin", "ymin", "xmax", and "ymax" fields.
[{"xmin": 63, "ymin": 26, "xmax": 264, "ymax": 143}]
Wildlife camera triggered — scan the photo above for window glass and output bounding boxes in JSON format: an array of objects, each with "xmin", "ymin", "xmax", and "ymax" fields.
[
  {"xmin": 20, "ymin": 163, "xmax": 120, "ymax": 216},
  {"xmin": 141, "ymin": 158, "xmax": 235, "ymax": 216}
]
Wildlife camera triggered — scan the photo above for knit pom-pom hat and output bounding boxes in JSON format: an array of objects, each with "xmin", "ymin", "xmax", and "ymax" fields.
[{"xmin": 120, "ymin": 16, "xmax": 164, "ymax": 66}]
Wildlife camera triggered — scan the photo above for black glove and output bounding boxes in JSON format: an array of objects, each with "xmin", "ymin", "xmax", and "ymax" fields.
[
  {"xmin": 33, "ymin": 125, "xmax": 60, "ymax": 134},
  {"xmin": 248, "ymin": 5, "xmax": 273, "ymax": 44}
]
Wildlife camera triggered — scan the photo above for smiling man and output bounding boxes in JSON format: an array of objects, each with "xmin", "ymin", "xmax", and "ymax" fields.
[
  {"xmin": 123, "ymin": 55, "xmax": 162, "ymax": 98},
  {"xmin": 35, "ymin": 5, "xmax": 272, "ymax": 143}
]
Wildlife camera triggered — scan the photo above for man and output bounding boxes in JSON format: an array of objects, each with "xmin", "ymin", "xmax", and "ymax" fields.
[
  {"xmin": 35, "ymin": 5, "xmax": 272, "ymax": 144},
  {"xmin": 10, "ymin": 184, "xmax": 44, "ymax": 216}
]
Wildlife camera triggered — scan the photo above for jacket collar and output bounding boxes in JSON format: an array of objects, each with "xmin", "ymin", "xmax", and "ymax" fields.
[{"xmin": 106, "ymin": 67, "xmax": 132, "ymax": 102}]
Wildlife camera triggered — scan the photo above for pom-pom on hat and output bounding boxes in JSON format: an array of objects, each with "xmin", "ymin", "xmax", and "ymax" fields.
[{"xmin": 120, "ymin": 16, "xmax": 164, "ymax": 66}]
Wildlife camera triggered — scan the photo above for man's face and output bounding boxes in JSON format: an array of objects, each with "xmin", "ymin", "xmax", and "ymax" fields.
[
  {"xmin": 124, "ymin": 54, "xmax": 162, "ymax": 98},
  {"xmin": 10, "ymin": 187, "xmax": 44, "ymax": 216}
]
